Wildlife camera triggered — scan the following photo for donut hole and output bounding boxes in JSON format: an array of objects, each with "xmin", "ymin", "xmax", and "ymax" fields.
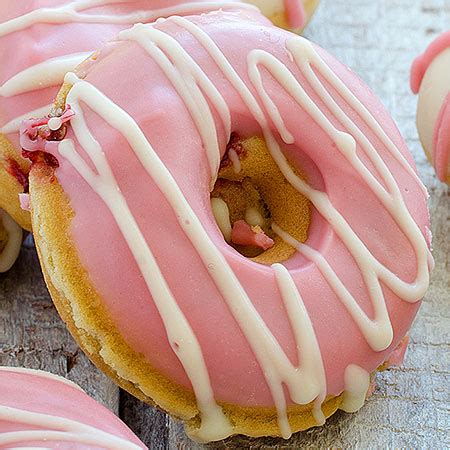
[{"xmin": 211, "ymin": 135, "xmax": 311, "ymax": 265}]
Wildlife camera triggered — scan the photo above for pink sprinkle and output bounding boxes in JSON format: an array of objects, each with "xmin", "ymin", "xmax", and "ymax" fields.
[
  {"xmin": 19, "ymin": 193, "xmax": 31, "ymax": 212},
  {"xmin": 231, "ymin": 220, "xmax": 274, "ymax": 251},
  {"xmin": 19, "ymin": 105, "xmax": 74, "ymax": 153}
]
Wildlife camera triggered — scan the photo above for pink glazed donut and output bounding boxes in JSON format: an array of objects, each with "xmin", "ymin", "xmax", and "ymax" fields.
[
  {"xmin": 411, "ymin": 31, "xmax": 450, "ymax": 184},
  {"xmin": 0, "ymin": 366, "xmax": 145, "ymax": 448},
  {"xmin": 23, "ymin": 9, "xmax": 431, "ymax": 442},
  {"xmin": 0, "ymin": 0, "xmax": 315, "ymax": 232}
]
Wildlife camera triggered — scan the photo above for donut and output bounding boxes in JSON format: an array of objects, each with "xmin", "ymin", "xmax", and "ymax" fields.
[
  {"xmin": 23, "ymin": 10, "xmax": 431, "ymax": 442},
  {"xmin": 0, "ymin": 366, "xmax": 145, "ymax": 448},
  {"xmin": 0, "ymin": 1, "xmax": 318, "ymax": 232},
  {"xmin": 247, "ymin": 0, "xmax": 320, "ymax": 31},
  {"xmin": 411, "ymin": 31, "xmax": 450, "ymax": 184},
  {"xmin": 0, "ymin": 209, "xmax": 22, "ymax": 272}
]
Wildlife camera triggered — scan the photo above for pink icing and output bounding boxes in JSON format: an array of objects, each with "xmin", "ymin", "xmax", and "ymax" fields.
[
  {"xmin": 231, "ymin": 220, "xmax": 275, "ymax": 250},
  {"xmin": 432, "ymin": 93, "xmax": 450, "ymax": 182},
  {"xmin": 28, "ymin": 11, "xmax": 429, "ymax": 409},
  {"xmin": 410, "ymin": 31, "xmax": 450, "ymax": 94},
  {"xmin": 284, "ymin": 0, "xmax": 306, "ymax": 29},
  {"xmin": 0, "ymin": 367, "xmax": 145, "ymax": 448}
]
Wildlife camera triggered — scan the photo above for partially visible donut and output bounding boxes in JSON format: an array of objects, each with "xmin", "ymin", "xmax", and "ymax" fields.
[
  {"xmin": 0, "ymin": 366, "xmax": 145, "ymax": 449},
  {"xmin": 0, "ymin": 1, "xmax": 318, "ymax": 231},
  {"xmin": 246, "ymin": 0, "xmax": 320, "ymax": 31},
  {"xmin": 411, "ymin": 31, "xmax": 450, "ymax": 184},
  {"xmin": 0, "ymin": 209, "xmax": 22, "ymax": 273},
  {"xmin": 24, "ymin": 10, "xmax": 431, "ymax": 442}
]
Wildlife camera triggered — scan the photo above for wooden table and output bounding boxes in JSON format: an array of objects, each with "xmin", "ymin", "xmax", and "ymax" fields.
[{"xmin": 1, "ymin": 0, "xmax": 448, "ymax": 447}]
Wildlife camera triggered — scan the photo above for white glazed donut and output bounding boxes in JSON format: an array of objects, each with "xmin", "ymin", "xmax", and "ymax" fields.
[
  {"xmin": 247, "ymin": 0, "xmax": 320, "ymax": 31},
  {"xmin": 411, "ymin": 31, "xmax": 450, "ymax": 184}
]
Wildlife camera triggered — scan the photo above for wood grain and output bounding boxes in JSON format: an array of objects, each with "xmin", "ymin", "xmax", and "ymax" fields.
[
  {"xmin": 1, "ymin": 0, "xmax": 448, "ymax": 448},
  {"xmin": 0, "ymin": 236, "xmax": 119, "ymax": 412}
]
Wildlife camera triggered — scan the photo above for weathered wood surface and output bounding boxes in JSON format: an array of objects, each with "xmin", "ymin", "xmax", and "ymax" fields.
[
  {"xmin": 0, "ymin": 236, "xmax": 119, "ymax": 413},
  {"xmin": 1, "ymin": 0, "xmax": 448, "ymax": 448}
]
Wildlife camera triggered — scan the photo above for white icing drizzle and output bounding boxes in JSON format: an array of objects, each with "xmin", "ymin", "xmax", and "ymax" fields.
[
  {"xmin": 272, "ymin": 263, "xmax": 327, "ymax": 434},
  {"xmin": 52, "ymin": 16, "xmax": 431, "ymax": 439},
  {"xmin": 0, "ymin": 52, "xmax": 91, "ymax": 98},
  {"xmin": 0, "ymin": 406, "xmax": 142, "ymax": 449},
  {"xmin": 0, "ymin": 0, "xmax": 256, "ymax": 38},
  {"xmin": 246, "ymin": 38, "xmax": 430, "ymax": 350},
  {"xmin": 0, "ymin": 366, "xmax": 84, "ymax": 392},
  {"xmin": 340, "ymin": 364, "xmax": 370, "ymax": 413},
  {"xmin": 211, "ymin": 197, "xmax": 232, "ymax": 242},
  {"xmin": 0, "ymin": 104, "xmax": 53, "ymax": 135},
  {"xmin": 59, "ymin": 72, "xmax": 232, "ymax": 442},
  {"xmin": 0, "ymin": 209, "xmax": 22, "ymax": 273},
  {"xmin": 118, "ymin": 25, "xmax": 230, "ymax": 190}
]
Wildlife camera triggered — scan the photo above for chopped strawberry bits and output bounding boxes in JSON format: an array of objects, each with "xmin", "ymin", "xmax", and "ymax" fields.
[
  {"xmin": 231, "ymin": 219, "xmax": 274, "ymax": 251},
  {"xmin": 20, "ymin": 105, "xmax": 74, "ymax": 167},
  {"xmin": 6, "ymin": 158, "xmax": 29, "ymax": 192}
]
